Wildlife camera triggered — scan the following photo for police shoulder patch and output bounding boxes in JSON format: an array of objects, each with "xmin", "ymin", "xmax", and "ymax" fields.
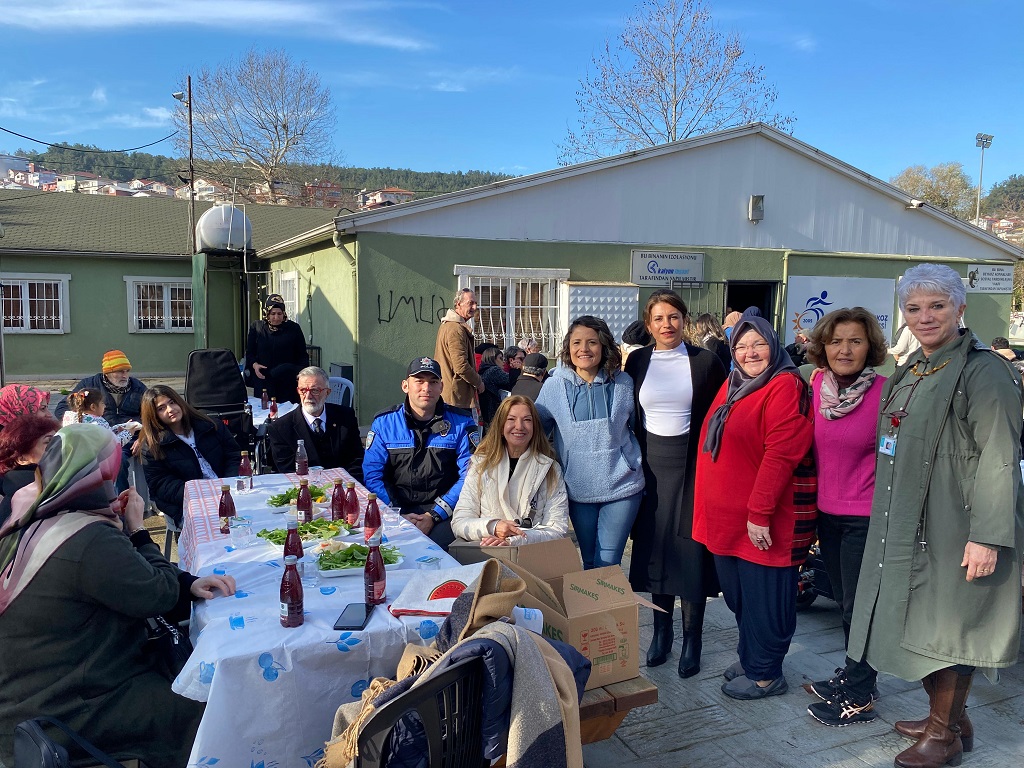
[
  {"xmin": 365, "ymin": 430, "xmax": 375, "ymax": 449},
  {"xmin": 467, "ymin": 427, "xmax": 481, "ymax": 449}
]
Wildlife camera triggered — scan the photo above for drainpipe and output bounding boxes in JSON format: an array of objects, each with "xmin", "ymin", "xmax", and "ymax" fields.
[{"xmin": 333, "ymin": 232, "xmax": 358, "ymax": 418}]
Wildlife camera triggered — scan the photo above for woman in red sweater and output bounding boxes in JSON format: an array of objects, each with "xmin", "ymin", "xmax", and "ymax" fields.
[{"xmin": 694, "ymin": 310, "xmax": 816, "ymax": 700}]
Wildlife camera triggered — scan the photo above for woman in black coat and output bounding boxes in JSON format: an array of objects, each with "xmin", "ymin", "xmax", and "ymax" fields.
[
  {"xmin": 245, "ymin": 295, "xmax": 309, "ymax": 404},
  {"xmin": 140, "ymin": 386, "xmax": 241, "ymax": 526},
  {"xmin": 626, "ymin": 292, "xmax": 727, "ymax": 678}
]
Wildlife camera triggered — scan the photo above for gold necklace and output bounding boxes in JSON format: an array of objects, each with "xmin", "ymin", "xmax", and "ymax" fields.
[{"xmin": 909, "ymin": 358, "xmax": 951, "ymax": 377}]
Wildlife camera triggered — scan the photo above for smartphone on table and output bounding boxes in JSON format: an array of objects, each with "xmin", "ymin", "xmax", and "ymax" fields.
[{"xmin": 333, "ymin": 602, "xmax": 375, "ymax": 631}]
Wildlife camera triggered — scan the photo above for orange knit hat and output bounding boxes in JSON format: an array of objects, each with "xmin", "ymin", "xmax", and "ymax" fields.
[{"xmin": 101, "ymin": 349, "xmax": 131, "ymax": 373}]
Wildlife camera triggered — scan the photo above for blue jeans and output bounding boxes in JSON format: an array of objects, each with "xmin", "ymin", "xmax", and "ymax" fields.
[{"xmin": 568, "ymin": 492, "xmax": 642, "ymax": 569}]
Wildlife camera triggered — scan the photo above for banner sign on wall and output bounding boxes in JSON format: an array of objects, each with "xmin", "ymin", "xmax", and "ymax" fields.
[
  {"xmin": 965, "ymin": 264, "xmax": 1013, "ymax": 293},
  {"xmin": 630, "ymin": 250, "xmax": 704, "ymax": 286},
  {"xmin": 785, "ymin": 276, "xmax": 896, "ymax": 344}
]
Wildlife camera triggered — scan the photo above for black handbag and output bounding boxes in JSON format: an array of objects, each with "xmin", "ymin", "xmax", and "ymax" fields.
[
  {"xmin": 144, "ymin": 615, "xmax": 193, "ymax": 679},
  {"xmin": 13, "ymin": 716, "xmax": 125, "ymax": 768}
]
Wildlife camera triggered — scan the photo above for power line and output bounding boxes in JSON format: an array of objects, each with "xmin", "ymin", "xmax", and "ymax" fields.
[{"xmin": 0, "ymin": 125, "xmax": 178, "ymax": 154}]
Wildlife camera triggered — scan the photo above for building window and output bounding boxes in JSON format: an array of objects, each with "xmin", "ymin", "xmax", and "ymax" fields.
[
  {"xmin": 455, "ymin": 265, "xmax": 569, "ymax": 355},
  {"xmin": 123, "ymin": 276, "xmax": 193, "ymax": 333},
  {"xmin": 1, "ymin": 273, "xmax": 71, "ymax": 334},
  {"xmin": 276, "ymin": 270, "xmax": 300, "ymax": 320}
]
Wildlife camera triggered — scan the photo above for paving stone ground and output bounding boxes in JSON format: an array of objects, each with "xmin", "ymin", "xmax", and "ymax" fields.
[{"xmin": 584, "ymin": 547, "xmax": 1024, "ymax": 768}]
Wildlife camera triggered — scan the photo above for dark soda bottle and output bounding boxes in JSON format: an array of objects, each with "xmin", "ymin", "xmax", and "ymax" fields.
[
  {"xmin": 268, "ymin": 397, "xmax": 278, "ymax": 419},
  {"xmin": 218, "ymin": 484, "xmax": 235, "ymax": 535},
  {"xmin": 280, "ymin": 554, "xmax": 304, "ymax": 627},
  {"xmin": 296, "ymin": 479, "xmax": 313, "ymax": 524},
  {"xmin": 364, "ymin": 529, "xmax": 386, "ymax": 606},
  {"xmin": 330, "ymin": 479, "xmax": 345, "ymax": 522},
  {"xmin": 343, "ymin": 482, "xmax": 359, "ymax": 527},
  {"xmin": 363, "ymin": 493, "xmax": 381, "ymax": 543},
  {"xmin": 260, "ymin": 389, "xmax": 269, "ymax": 410},
  {"xmin": 283, "ymin": 513, "xmax": 303, "ymax": 560},
  {"xmin": 295, "ymin": 439, "xmax": 309, "ymax": 476},
  {"xmin": 237, "ymin": 451, "xmax": 253, "ymax": 493}
]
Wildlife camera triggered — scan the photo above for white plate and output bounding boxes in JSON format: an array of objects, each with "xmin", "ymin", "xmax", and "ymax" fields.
[{"xmin": 318, "ymin": 556, "xmax": 404, "ymax": 578}]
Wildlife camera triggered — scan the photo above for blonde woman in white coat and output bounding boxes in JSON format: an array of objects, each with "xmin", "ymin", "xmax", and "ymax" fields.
[{"xmin": 452, "ymin": 395, "xmax": 569, "ymax": 546}]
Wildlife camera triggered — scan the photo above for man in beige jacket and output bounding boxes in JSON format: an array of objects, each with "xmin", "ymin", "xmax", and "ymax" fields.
[{"xmin": 434, "ymin": 288, "xmax": 485, "ymax": 409}]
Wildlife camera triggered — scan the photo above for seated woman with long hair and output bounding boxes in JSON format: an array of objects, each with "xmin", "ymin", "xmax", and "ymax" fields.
[
  {"xmin": 0, "ymin": 424, "xmax": 234, "ymax": 768},
  {"xmin": 139, "ymin": 385, "xmax": 241, "ymax": 527},
  {"xmin": 452, "ymin": 395, "xmax": 569, "ymax": 546}
]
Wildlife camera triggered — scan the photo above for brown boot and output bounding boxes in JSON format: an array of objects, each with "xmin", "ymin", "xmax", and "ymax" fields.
[
  {"xmin": 895, "ymin": 672, "xmax": 973, "ymax": 752},
  {"xmin": 894, "ymin": 669, "xmax": 973, "ymax": 768}
]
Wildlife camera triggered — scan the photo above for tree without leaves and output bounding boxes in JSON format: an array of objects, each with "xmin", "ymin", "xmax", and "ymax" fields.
[
  {"xmin": 558, "ymin": 0, "xmax": 793, "ymax": 166},
  {"xmin": 890, "ymin": 162, "xmax": 976, "ymax": 221},
  {"xmin": 175, "ymin": 49, "xmax": 336, "ymax": 203}
]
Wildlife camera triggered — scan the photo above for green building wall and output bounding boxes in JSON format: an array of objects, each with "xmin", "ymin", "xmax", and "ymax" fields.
[
  {"xmin": 2, "ymin": 254, "xmax": 198, "ymax": 378},
  {"xmin": 348, "ymin": 233, "xmax": 1014, "ymax": 423}
]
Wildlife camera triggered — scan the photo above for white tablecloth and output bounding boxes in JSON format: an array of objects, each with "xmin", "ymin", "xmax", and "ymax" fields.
[
  {"xmin": 248, "ymin": 396, "xmax": 298, "ymax": 428},
  {"xmin": 174, "ymin": 469, "xmax": 458, "ymax": 768}
]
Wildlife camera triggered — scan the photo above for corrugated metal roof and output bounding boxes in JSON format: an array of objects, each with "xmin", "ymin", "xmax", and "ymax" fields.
[{"xmin": 0, "ymin": 189, "xmax": 334, "ymax": 255}]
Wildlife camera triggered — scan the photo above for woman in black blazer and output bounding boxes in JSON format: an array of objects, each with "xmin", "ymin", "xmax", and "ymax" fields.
[
  {"xmin": 626, "ymin": 291, "xmax": 727, "ymax": 678},
  {"xmin": 140, "ymin": 386, "xmax": 241, "ymax": 526}
]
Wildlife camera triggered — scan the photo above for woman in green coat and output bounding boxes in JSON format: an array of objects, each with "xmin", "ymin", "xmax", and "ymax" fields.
[
  {"xmin": 811, "ymin": 263, "xmax": 1023, "ymax": 768},
  {"xmin": 0, "ymin": 424, "xmax": 234, "ymax": 768}
]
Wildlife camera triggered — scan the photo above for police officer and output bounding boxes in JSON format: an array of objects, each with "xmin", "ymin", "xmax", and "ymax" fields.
[{"xmin": 362, "ymin": 356, "xmax": 479, "ymax": 549}]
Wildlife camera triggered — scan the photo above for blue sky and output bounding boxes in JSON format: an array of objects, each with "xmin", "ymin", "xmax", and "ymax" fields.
[{"xmin": 1, "ymin": 0, "xmax": 1021, "ymax": 192}]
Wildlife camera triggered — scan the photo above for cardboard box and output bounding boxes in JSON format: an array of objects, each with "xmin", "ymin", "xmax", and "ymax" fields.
[{"xmin": 449, "ymin": 537, "xmax": 650, "ymax": 690}]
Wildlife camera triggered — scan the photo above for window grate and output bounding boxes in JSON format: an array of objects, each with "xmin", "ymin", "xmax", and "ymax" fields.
[
  {"xmin": 2, "ymin": 278, "xmax": 67, "ymax": 332},
  {"xmin": 469, "ymin": 276, "xmax": 560, "ymax": 355},
  {"xmin": 127, "ymin": 279, "xmax": 193, "ymax": 332}
]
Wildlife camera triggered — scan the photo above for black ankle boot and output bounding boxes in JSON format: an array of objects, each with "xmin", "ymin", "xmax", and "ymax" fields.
[
  {"xmin": 647, "ymin": 595, "xmax": 674, "ymax": 667},
  {"xmin": 678, "ymin": 630, "xmax": 702, "ymax": 678}
]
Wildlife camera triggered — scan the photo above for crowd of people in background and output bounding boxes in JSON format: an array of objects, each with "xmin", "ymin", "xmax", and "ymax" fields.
[{"xmin": 0, "ymin": 261, "xmax": 1020, "ymax": 768}]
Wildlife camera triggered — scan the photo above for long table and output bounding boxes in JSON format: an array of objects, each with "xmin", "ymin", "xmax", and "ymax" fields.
[{"xmin": 174, "ymin": 468, "xmax": 459, "ymax": 768}]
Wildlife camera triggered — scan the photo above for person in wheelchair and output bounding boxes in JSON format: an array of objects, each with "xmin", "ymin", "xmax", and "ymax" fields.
[
  {"xmin": 139, "ymin": 386, "xmax": 241, "ymax": 527},
  {"xmin": 267, "ymin": 366, "xmax": 363, "ymax": 478},
  {"xmin": 245, "ymin": 294, "xmax": 309, "ymax": 405},
  {"xmin": 0, "ymin": 424, "xmax": 234, "ymax": 768}
]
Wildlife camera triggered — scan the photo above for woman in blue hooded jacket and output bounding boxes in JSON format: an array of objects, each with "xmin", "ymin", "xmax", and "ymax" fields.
[{"xmin": 536, "ymin": 315, "xmax": 644, "ymax": 569}]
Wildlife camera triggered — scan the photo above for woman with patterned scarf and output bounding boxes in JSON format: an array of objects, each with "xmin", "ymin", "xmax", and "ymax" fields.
[
  {"xmin": 799, "ymin": 308, "xmax": 888, "ymax": 725},
  {"xmin": 693, "ymin": 309, "xmax": 816, "ymax": 700},
  {"xmin": 0, "ymin": 424, "xmax": 234, "ymax": 768},
  {"xmin": 0, "ymin": 384, "xmax": 51, "ymax": 432}
]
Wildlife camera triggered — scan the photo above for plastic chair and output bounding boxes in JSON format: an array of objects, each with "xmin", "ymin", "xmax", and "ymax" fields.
[
  {"xmin": 158, "ymin": 507, "xmax": 181, "ymax": 563},
  {"xmin": 357, "ymin": 657, "xmax": 488, "ymax": 768},
  {"xmin": 327, "ymin": 377, "xmax": 354, "ymax": 408}
]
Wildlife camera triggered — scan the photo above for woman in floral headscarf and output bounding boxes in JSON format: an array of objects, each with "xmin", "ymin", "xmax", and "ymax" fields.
[
  {"xmin": 0, "ymin": 424, "xmax": 233, "ymax": 768},
  {"xmin": 0, "ymin": 384, "xmax": 50, "ymax": 432}
]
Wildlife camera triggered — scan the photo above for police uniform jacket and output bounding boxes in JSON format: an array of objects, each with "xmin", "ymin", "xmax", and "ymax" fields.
[{"xmin": 362, "ymin": 400, "xmax": 478, "ymax": 521}]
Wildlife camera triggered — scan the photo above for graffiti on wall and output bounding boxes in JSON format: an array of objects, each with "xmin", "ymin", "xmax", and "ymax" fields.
[{"xmin": 376, "ymin": 291, "xmax": 448, "ymax": 325}]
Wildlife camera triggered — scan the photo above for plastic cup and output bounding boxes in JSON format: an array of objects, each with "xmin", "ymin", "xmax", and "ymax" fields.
[
  {"xmin": 299, "ymin": 557, "xmax": 319, "ymax": 588},
  {"xmin": 229, "ymin": 518, "xmax": 254, "ymax": 549}
]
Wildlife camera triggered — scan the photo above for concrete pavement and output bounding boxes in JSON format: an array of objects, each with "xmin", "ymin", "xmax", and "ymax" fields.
[{"xmin": 583, "ymin": 576, "xmax": 1024, "ymax": 768}]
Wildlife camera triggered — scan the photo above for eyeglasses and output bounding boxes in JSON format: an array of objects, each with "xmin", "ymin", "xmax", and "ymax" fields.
[
  {"xmin": 734, "ymin": 341, "xmax": 770, "ymax": 355},
  {"xmin": 297, "ymin": 387, "xmax": 327, "ymax": 396}
]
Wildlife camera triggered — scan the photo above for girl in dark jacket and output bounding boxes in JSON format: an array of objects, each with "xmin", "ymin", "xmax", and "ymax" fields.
[{"xmin": 140, "ymin": 386, "xmax": 241, "ymax": 526}]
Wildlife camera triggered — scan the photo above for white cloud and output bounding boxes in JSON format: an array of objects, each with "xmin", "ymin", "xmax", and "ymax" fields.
[
  {"xmin": 426, "ymin": 66, "xmax": 519, "ymax": 93},
  {"xmin": 91, "ymin": 86, "xmax": 107, "ymax": 104},
  {"xmin": 791, "ymin": 35, "xmax": 817, "ymax": 53},
  {"xmin": 106, "ymin": 107, "xmax": 174, "ymax": 128},
  {"xmin": 431, "ymin": 81, "xmax": 466, "ymax": 93},
  {"xmin": 0, "ymin": 0, "xmax": 432, "ymax": 50}
]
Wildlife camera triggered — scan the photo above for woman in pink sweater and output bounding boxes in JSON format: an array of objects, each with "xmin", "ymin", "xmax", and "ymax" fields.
[{"xmin": 803, "ymin": 307, "xmax": 889, "ymax": 727}]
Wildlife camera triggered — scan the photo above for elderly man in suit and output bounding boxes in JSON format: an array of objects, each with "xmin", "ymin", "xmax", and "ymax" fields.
[{"xmin": 267, "ymin": 366, "xmax": 364, "ymax": 479}]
